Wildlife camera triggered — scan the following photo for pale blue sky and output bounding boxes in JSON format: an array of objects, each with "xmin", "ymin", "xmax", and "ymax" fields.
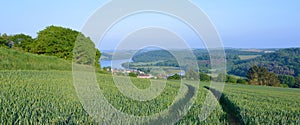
[{"xmin": 1, "ymin": 0, "xmax": 299, "ymax": 49}]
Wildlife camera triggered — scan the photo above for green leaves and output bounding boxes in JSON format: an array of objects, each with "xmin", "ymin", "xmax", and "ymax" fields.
[
  {"xmin": 167, "ymin": 74, "xmax": 181, "ymax": 80},
  {"xmin": 199, "ymin": 72, "xmax": 211, "ymax": 82},
  {"xmin": 29, "ymin": 25, "xmax": 101, "ymax": 69},
  {"xmin": 230, "ymin": 48, "xmax": 300, "ymax": 77},
  {"xmin": 277, "ymin": 75, "xmax": 296, "ymax": 88},
  {"xmin": 10, "ymin": 34, "xmax": 33, "ymax": 52},
  {"xmin": 247, "ymin": 66, "xmax": 280, "ymax": 86},
  {"xmin": 32, "ymin": 26, "xmax": 77, "ymax": 58}
]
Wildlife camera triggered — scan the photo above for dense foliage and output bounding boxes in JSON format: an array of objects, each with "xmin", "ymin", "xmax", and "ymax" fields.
[
  {"xmin": 199, "ymin": 72, "xmax": 211, "ymax": 82},
  {"xmin": 215, "ymin": 73, "xmax": 242, "ymax": 84},
  {"xmin": 246, "ymin": 66, "xmax": 280, "ymax": 87},
  {"xmin": 132, "ymin": 50, "xmax": 176, "ymax": 63},
  {"xmin": 0, "ymin": 26, "xmax": 101, "ymax": 69},
  {"xmin": 128, "ymin": 72, "xmax": 137, "ymax": 77},
  {"xmin": 30, "ymin": 26, "xmax": 77, "ymax": 57},
  {"xmin": 230, "ymin": 48, "xmax": 300, "ymax": 77},
  {"xmin": 0, "ymin": 33, "xmax": 12, "ymax": 48},
  {"xmin": 10, "ymin": 34, "xmax": 34, "ymax": 51},
  {"xmin": 131, "ymin": 49, "xmax": 248, "ymax": 71},
  {"xmin": 167, "ymin": 74, "xmax": 181, "ymax": 80}
]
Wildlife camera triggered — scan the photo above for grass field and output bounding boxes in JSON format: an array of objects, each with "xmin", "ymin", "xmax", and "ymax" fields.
[
  {"xmin": 221, "ymin": 84, "xmax": 300, "ymax": 124},
  {"xmin": 1, "ymin": 70, "xmax": 300, "ymax": 124},
  {"xmin": 0, "ymin": 70, "xmax": 95, "ymax": 124},
  {"xmin": 1, "ymin": 48, "xmax": 300, "ymax": 124},
  {"xmin": 238, "ymin": 55, "xmax": 261, "ymax": 60},
  {"xmin": 0, "ymin": 70, "xmax": 228, "ymax": 124},
  {"xmin": 0, "ymin": 48, "xmax": 71, "ymax": 70}
]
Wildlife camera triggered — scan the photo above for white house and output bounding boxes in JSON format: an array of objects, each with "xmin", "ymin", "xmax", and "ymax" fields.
[{"xmin": 137, "ymin": 74, "xmax": 153, "ymax": 79}]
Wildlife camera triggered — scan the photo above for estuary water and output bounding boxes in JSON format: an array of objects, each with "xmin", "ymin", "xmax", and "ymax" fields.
[{"xmin": 100, "ymin": 59, "xmax": 132, "ymax": 69}]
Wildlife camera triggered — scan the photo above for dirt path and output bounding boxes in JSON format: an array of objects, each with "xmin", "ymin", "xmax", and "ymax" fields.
[
  {"xmin": 204, "ymin": 86, "xmax": 242, "ymax": 125},
  {"xmin": 149, "ymin": 83, "xmax": 197, "ymax": 124}
]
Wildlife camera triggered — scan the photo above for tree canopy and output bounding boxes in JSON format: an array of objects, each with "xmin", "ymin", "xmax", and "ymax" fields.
[
  {"xmin": 230, "ymin": 48, "xmax": 300, "ymax": 77},
  {"xmin": 167, "ymin": 74, "xmax": 181, "ymax": 80},
  {"xmin": 30, "ymin": 26, "xmax": 101, "ymax": 68},
  {"xmin": 246, "ymin": 66, "xmax": 280, "ymax": 87},
  {"xmin": 1, "ymin": 26, "xmax": 101, "ymax": 69},
  {"xmin": 199, "ymin": 72, "xmax": 211, "ymax": 82},
  {"xmin": 11, "ymin": 34, "xmax": 34, "ymax": 51}
]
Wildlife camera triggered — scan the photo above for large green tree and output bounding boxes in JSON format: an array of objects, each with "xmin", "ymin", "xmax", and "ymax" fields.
[
  {"xmin": 31, "ymin": 26, "xmax": 101, "ymax": 68},
  {"xmin": 277, "ymin": 75, "xmax": 296, "ymax": 88},
  {"xmin": 199, "ymin": 72, "xmax": 211, "ymax": 82},
  {"xmin": 168, "ymin": 74, "xmax": 181, "ymax": 80},
  {"xmin": 246, "ymin": 66, "xmax": 280, "ymax": 86},
  {"xmin": 226, "ymin": 75, "xmax": 237, "ymax": 83},
  {"xmin": 31, "ymin": 26, "xmax": 78, "ymax": 57}
]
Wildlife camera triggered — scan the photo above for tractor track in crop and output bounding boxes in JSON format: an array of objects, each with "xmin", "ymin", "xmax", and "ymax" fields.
[{"xmin": 204, "ymin": 86, "xmax": 243, "ymax": 125}]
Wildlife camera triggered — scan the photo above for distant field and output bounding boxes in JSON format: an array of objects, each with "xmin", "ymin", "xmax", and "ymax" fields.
[
  {"xmin": 229, "ymin": 74, "xmax": 247, "ymax": 79},
  {"xmin": 124, "ymin": 61, "xmax": 183, "ymax": 75},
  {"xmin": 238, "ymin": 55, "xmax": 261, "ymax": 60}
]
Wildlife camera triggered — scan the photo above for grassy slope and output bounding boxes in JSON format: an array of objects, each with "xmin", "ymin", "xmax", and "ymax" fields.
[
  {"xmin": 1, "ymin": 48, "xmax": 299, "ymax": 124},
  {"xmin": 0, "ymin": 49, "xmax": 228, "ymax": 124},
  {"xmin": 0, "ymin": 48, "xmax": 71, "ymax": 70}
]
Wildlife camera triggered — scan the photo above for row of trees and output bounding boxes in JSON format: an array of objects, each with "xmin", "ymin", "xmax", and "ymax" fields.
[
  {"xmin": 246, "ymin": 66, "xmax": 300, "ymax": 88},
  {"xmin": 212, "ymin": 66, "xmax": 299, "ymax": 88},
  {"xmin": 0, "ymin": 33, "xmax": 33, "ymax": 50},
  {"xmin": 199, "ymin": 65, "xmax": 299, "ymax": 88},
  {"xmin": 0, "ymin": 26, "xmax": 101, "ymax": 69},
  {"xmin": 230, "ymin": 48, "xmax": 300, "ymax": 77},
  {"xmin": 113, "ymin": 64, "xmax": 299, "ymax": 88},
  {"xmin": 246, "ymin": 66, "xmax": 280, "ymax": 86}
]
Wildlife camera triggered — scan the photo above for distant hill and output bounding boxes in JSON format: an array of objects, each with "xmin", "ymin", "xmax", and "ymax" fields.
[
  {"xmin": 0, "ymin": 48, "xmax": 71, "ymax": 70},
  {"xmin": 132, "ymin": 49, "xmax": 176, "ymax": 62},
  {"xmin": 129, "ymin": 48, "xmax": 300, "ymax": 77},
  {"xmin": 229, "ymin": 48, "xmax": 300, "ymax": 77},
  {"xmin": 101, "ymin": 50, "xmax": 144, "ymax": 60}
]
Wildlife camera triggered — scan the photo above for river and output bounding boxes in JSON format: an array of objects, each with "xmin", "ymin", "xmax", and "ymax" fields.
[{"xmin": 100, "ymin": 59, "xmax": 132, "ymax": 69}]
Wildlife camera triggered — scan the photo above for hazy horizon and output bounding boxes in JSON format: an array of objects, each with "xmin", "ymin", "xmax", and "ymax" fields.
[{"xmin": 1, "ymin": 0, "xmax": 299, "ymax": 49}]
